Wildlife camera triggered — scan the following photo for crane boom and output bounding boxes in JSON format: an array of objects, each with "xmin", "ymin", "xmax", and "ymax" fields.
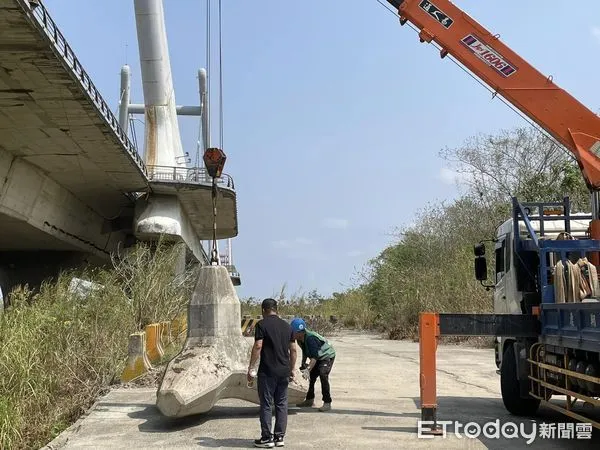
[{"xmin": 387, "ymin": 0, "xmax": 600, "ymax": 190}]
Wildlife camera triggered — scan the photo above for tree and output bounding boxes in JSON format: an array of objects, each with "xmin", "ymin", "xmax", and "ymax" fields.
[
  {"xmin": 439, "ymin": 127, "xmax": 589, "ymax": 211},
  {"xmin": 357, "ymin": 126, "xmax": 592, "ymax": 338}
]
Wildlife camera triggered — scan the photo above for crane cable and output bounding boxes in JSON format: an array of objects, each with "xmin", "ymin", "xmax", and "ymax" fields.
[
  {"xmin": 218, "ymin": 0, "xmax": 224, "ymax": 150},
  {"xmin": 373, "ymin": 0, "xmax": 573, "ymax": 162},
  {"xmin": 207, "ymin": 0, "xmax": 225, "ymax": 265}
]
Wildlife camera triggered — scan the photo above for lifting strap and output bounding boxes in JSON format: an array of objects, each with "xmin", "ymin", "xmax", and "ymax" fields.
[
  {"xmin": 554, "ymin": 260, "xmax": 565, "ymax": 303},
  {"xmin": 210, "ymin": 178, "xmax": 219, "ymax": 265},
  {"xmin": 555, "ymin": 257, "xmax": 599, "ymax": 302},
  {"xmin": 588, "ymin": 261, "xmax": 599, "ymax": 296}
]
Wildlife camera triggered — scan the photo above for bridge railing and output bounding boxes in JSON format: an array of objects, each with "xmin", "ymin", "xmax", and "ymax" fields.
[
  {"xmin": 147, "ymin": 165, "xmax": 235, "ymax": 190},
  {"xmin": 218, "ymin": 254, "xmax": 241, "ymax": 279},
  {"xmin": 19, "ymin": 0, "xmax": 147, "ymax": 176}
]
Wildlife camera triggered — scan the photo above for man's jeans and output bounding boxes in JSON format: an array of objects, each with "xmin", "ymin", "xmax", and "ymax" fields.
[
  {"xmin": 257, "ymin": 374, "xmax": 289, "ymax": 439},
  {"xmin": 306, "ymin": 357, "xmax": 335, "ymax": 403}
]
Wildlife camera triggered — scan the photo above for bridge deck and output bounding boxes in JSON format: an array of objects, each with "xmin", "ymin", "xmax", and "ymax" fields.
[
  {"xmin": 148, "ymin": 166, "xmax": 238, "ymax": 239},
  {"xmin": 0, "ymin": 0, "xmax": 147, "ymax": 218}
]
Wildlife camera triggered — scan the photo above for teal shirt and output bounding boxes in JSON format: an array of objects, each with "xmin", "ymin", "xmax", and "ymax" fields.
[{"xmin": 299, "ymin": 329, "xmax": 336, "ymax": 362}]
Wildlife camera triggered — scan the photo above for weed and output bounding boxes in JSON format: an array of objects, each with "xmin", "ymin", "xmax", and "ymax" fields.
[{"xmin": 0, "ymin": 241, "xmax": 193, "ymax": 450}]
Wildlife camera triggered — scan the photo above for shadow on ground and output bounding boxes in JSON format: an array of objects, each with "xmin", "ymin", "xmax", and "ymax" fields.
[
  {"xmin": 195, "ymin": 436, "xmax": 253, "ymax": 448},
  {"xmin": 128, "ymin": 405, "xmax": 265, "ymax": 433},
  {"xmin": 293, "ymin": 407, "xmax": 408, "ymax": 418},
  {"xmin": 117, "ymin": 395, "xmax": 600, "ymax": 449},
  {"xmin": 362, "ymin": 396, "xmax": 600, "ymax": 449},
  {"xmin": 128, "ymin": 402, "xmax": 409, "ymax": 434}
]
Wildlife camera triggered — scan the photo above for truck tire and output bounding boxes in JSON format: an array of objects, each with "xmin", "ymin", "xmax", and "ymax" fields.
[{"xmin": 501, "ymin": 344, "xmax": 540, "ymax": 416}]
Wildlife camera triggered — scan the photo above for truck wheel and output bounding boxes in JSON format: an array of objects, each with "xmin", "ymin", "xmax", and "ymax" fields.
[{"xmin": 501, "ymin": 344, "xmax": 540, "ymax": 416}]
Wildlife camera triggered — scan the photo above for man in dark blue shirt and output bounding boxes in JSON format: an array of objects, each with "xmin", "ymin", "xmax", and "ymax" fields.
[{"xmin": 247, "ymin": 299, "xmax": 297, "ymax": 448}]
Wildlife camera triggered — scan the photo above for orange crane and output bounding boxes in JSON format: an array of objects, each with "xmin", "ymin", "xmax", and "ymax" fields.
[
  {"xmin": 388, "ymin": 0, "xmax": 600, "ymax": 192},
  {"xmin": 385, "ymin": 0, "xmax": 600, "ymax": 432}
]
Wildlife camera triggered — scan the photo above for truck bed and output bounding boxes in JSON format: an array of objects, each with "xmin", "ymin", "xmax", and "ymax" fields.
[{"xmin": 541, "ymin": 302, "xmax": 600, "ymax": 352}]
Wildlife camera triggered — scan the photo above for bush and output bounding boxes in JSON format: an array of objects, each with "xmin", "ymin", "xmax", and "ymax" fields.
[
  {"xmin": 319, "ymin": 126, "xmax": 589, "ymax": 339},
  {"xmin": 0, "ymin": 241, "xmax": 193, "ymax": 450},
  {"xmin": 240, "ymin": 286, "xmax": 374, "ymax": 336}
]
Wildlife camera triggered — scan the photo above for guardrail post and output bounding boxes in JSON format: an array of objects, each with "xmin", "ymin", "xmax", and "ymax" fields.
[
  {"xmin": 145, "ymin": 323, "xmax": 165, "ymax": 362},
  {"xmin": 159, "ymin": 321, "xmax": 171, "ymax": 347},
  {"xmin": 121, "ymin": 331, "xmax": 153, "ymax": 382}
]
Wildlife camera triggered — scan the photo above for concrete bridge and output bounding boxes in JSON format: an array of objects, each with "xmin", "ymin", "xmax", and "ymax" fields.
[{"xmin": 0, "ymin": 0, "xmax": 239, "ymax": 296}]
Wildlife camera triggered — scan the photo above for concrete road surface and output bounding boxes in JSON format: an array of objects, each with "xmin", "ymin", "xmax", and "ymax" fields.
[{"xmin": 46, "ymin": 331, "xmax": 600, "ymax": 449}]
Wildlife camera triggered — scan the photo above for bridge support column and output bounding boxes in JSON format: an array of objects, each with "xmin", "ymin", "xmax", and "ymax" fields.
[
  {"xmin": 155, "ymin": 265, "xmax": 307, "ymax": 417},
  {"xmin": 134, "ymin": 195, "xmax": 205, "ymax": 264}
]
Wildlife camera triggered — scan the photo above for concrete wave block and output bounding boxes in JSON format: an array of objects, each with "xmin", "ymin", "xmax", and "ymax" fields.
[{"xmin": 156, "ymin": 265, "xmax": 307, "ymax": 417}]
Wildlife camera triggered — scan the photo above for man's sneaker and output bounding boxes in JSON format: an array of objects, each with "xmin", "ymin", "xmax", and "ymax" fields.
[
  {"xmin": 274, "ymin": 435, "xmax": 285, "ymax": 447},
  {"xmin": 296, "ymin": 399, "xmax": 314, "ymax": 407},
  {"xmin": 319, "ymin": 402, "xmax": 331, "ymax": 412},
  {"xmin": 254, "ymin": 437, "xmax": 274, "ymax": 448}
]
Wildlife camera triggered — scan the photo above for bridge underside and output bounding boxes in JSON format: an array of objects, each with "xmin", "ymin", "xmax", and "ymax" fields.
[
  {"xmin": 0, "ymin": 0, "xmax": 148, "ymax": 221},
  {"xmin": 0, "ymin": 215, "xmax": 84, "ymax": 251},
  {"xmin": 0, "ymin": 0, "xmax": 240, "ymax": 295}
]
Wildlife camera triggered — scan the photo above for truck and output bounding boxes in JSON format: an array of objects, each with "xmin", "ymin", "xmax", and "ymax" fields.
[
  {"xmin": 481, "ymin": 198, "xmax": 600, "ymax": 421},
  {"xmin": 383, "ymin": 0, "xmax": 600, "ymax": 431}
]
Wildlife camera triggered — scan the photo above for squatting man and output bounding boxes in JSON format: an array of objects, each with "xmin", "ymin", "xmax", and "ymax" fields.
[{"xmin": 291, "ymin": 317, "xmax": 336, "ymax": 412}]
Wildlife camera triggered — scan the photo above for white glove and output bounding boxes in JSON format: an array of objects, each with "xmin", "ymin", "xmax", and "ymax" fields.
[{"xmin": 301, "ymin": 368, "xmax": 310, "ymax": 380}]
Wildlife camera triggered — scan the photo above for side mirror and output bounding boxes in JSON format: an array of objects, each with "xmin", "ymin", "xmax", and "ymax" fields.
[
  {"xmin": 474, "ymin": 256, "xmax": 488, "ymax": 281},
  {"xmin": 474, "ymin": 243, "xmax": 485, "ymax": 257}
]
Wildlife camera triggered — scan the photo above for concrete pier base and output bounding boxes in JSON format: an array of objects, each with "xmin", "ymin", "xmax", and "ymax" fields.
[{"xmin": 156, "ymin": 265, "xmax": 307, "ymax": 417}]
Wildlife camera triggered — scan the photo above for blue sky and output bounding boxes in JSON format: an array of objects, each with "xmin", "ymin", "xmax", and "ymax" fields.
[{"xmin": 44, "ymin": 0, "xmax": 600, "ymax": 299}]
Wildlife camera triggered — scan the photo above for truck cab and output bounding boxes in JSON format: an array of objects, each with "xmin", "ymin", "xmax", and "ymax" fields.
[{"xmin": 491, "ymin": 209, "xmax": 593, "ymax": 370}]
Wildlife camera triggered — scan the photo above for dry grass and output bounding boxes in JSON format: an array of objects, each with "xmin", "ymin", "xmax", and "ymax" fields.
[
  {"xmin": 0, "ymin": 240, "xmax": 194, "ymax": 450},
  {"xmin": 240, "ymin": 285, "xmax": 374, "ymax": 337}
]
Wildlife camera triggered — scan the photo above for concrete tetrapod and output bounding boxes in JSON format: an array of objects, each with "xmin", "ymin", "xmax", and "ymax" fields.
[{"xmin": 156, "ymin": 265, "xmax": 307, "ymax": 417}]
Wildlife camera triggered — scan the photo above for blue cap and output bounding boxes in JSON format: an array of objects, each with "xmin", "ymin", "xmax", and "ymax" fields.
[{"xmin": 290, "ymin": 317, "xmax": 306, "ymax": 332}]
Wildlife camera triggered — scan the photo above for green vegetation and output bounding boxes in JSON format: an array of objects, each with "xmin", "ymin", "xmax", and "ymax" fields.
[
  {"xmin": 0, "ymin": 241, "xmax": 193, "ymax": 450},
  {"xmin": 241, "ymin": 127, "xmax": 589, "ymax": 339}
]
